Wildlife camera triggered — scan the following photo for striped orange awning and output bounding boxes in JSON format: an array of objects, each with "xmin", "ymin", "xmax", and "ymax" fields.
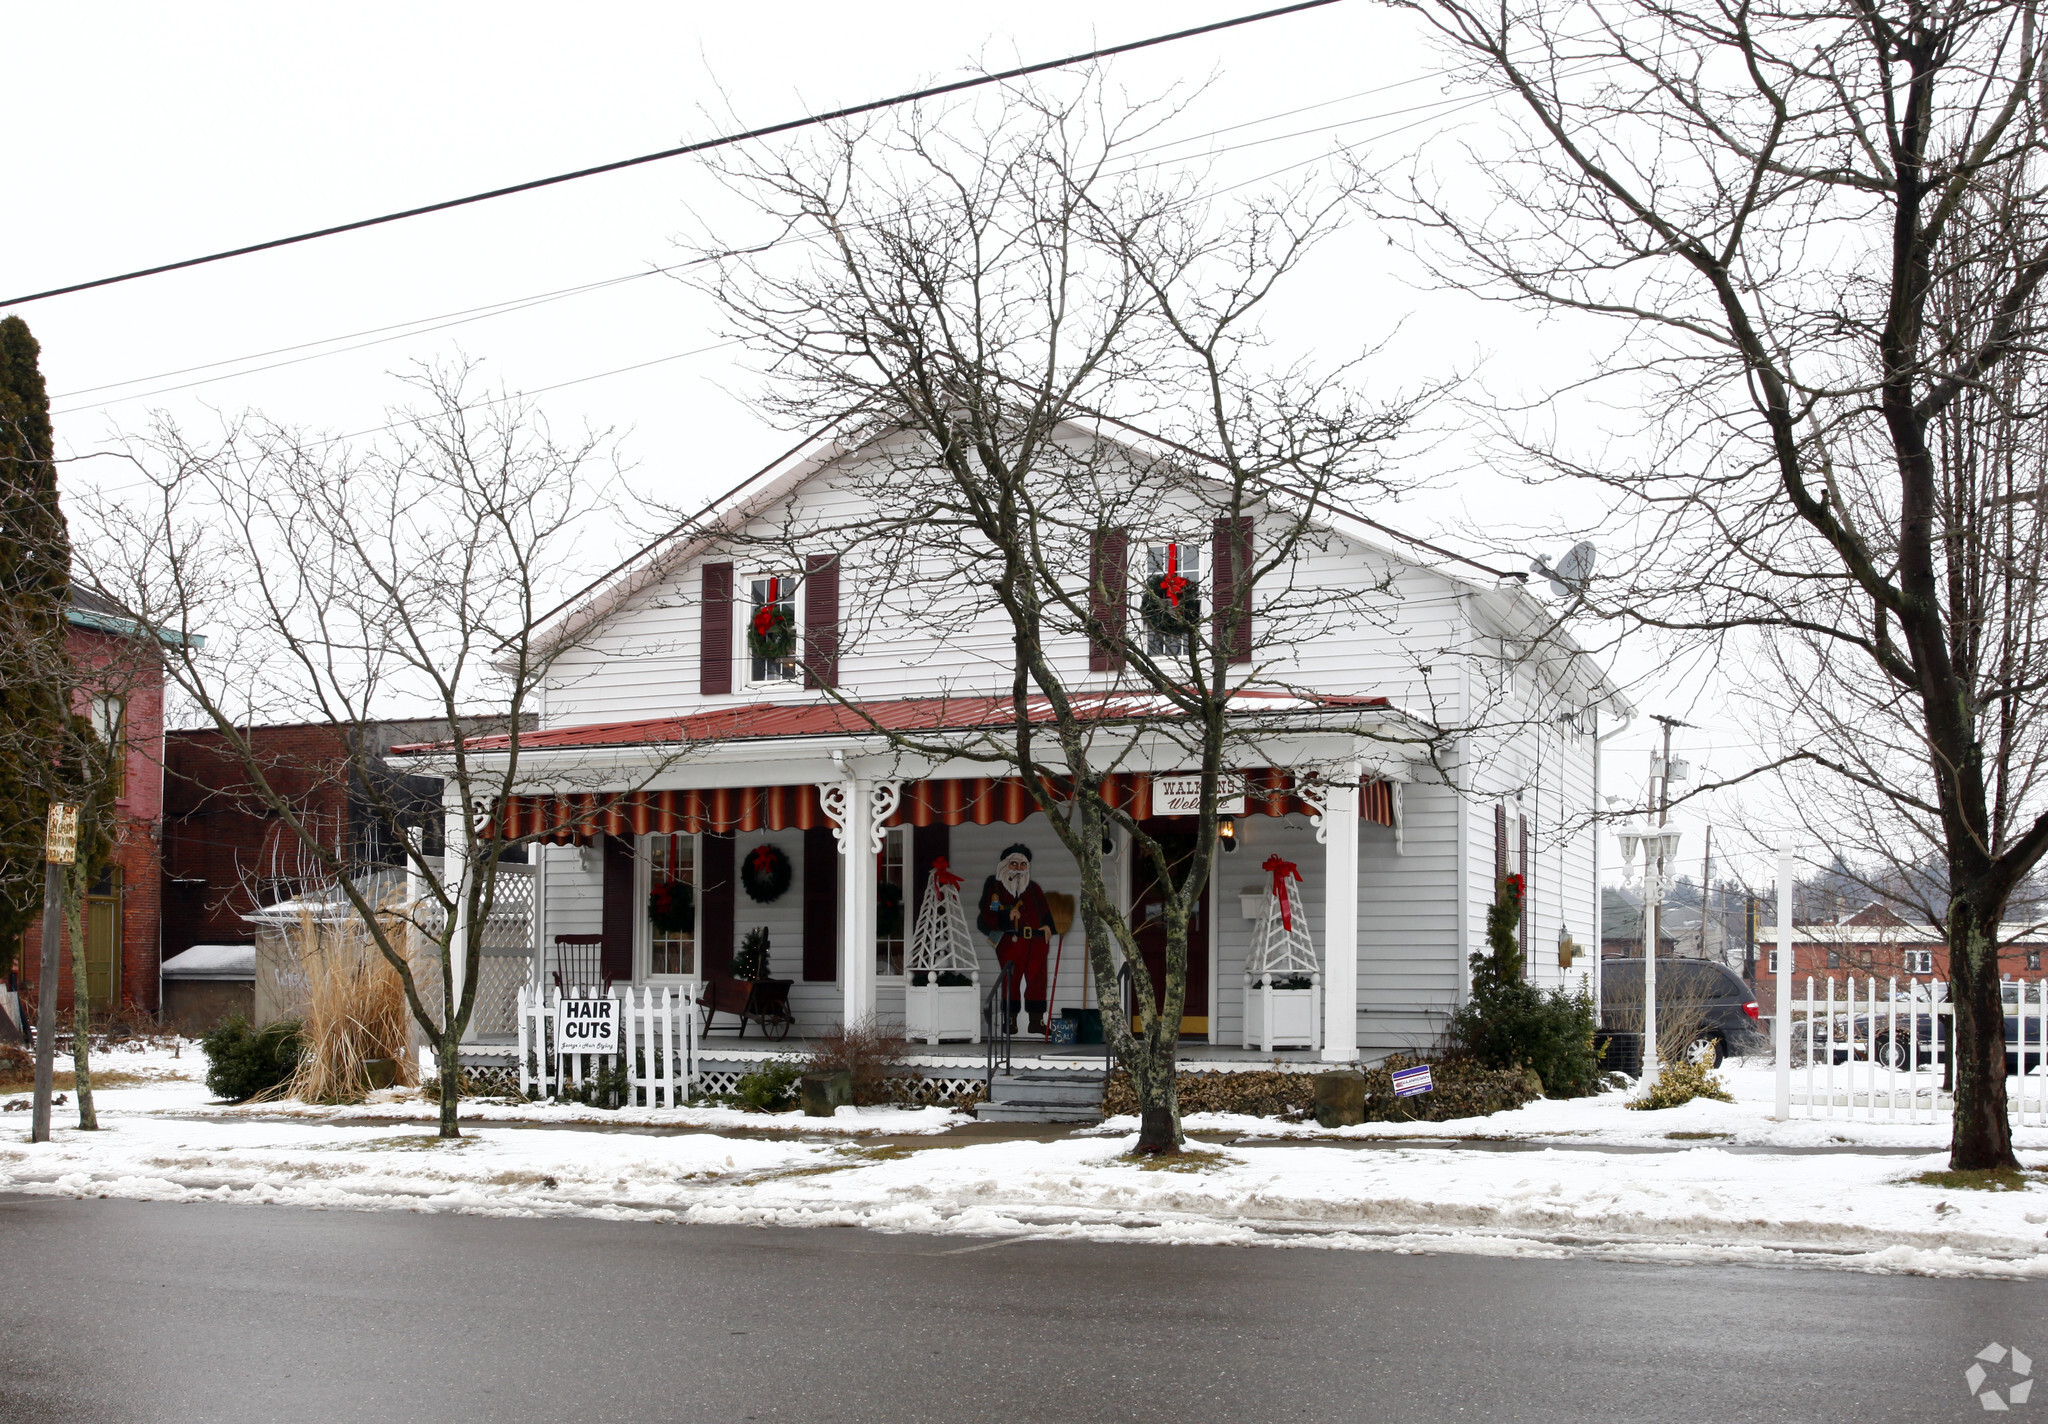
[{"xmin": 498, "ymin": 770, "xmax": 1394, "ymax": 843}]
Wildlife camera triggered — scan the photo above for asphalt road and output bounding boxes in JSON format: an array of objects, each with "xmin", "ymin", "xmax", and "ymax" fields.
[{"xmin": 1, "ymin": 1195, "xmax": 2040, "ymax": 1423}]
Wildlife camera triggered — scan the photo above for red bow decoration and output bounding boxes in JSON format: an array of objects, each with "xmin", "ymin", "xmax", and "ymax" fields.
[
  {"xmin": 751, "ymin": 844, "xmax": 778, "ymax": 875},
  {"xmin": 1262, "ymin": 853, "xmax": 1302, "ymax": 931},
  {"xmin": 931, "ymin": 856, "xmax": 963, "ymax": 890},
  {"xmin": 751, "ymin": 577, "xmax": 781, "ymax": 636},
  {"xmin": 1159, "ymin": 542, "xmax": 1190, "ymax": 608}
]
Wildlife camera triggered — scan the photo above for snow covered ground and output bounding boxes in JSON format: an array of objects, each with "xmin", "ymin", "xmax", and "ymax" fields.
[{"xmin": 3, "ymin": 1045, "xmax": 2046, "ymax": 1278}]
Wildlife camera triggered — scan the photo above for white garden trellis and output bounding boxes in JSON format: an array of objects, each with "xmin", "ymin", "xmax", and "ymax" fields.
[
  {"xmin": 1243, "ymin": 854, "xmax": 1321, "ymax": 1051},
  {"xmin": 904, "ymin": 858, "xmax": 981, "ymax": 1043}
]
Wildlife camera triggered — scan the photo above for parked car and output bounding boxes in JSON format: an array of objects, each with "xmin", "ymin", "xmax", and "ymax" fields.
[
  {"xmin": 1841, "ymin": 983, "xmax": 2046, "ymax": 1075},
  {"xmin": 1599, "ymin": 958, "xmax": 1767, "ymax": 1066}
]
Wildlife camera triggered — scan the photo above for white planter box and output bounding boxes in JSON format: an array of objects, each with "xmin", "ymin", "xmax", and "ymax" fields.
[
  {"xmin": 1243, "ymin": 980, "xmax": 1319, "ymax": 1051},
  {"xmin": 905, "ymin": 981, "xmax": 980, "ymax": 1044}
]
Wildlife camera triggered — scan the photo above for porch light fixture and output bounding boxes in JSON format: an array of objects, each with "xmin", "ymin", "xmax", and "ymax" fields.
[{"xmin": 1217, "ymin": 816, "xmax": 1239, "ymax": 852}]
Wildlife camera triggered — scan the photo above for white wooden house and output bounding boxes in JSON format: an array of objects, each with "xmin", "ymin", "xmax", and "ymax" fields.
[{"xmin": 437, "ymin": 429, "xmax": 1625, "ymax": 1074}]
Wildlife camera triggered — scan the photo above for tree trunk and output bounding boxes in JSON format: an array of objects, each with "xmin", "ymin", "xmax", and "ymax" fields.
[
  {"xmin": 1948, "ymin": 912, "xmax": 2016, "ymax": 1171},
  {"xmin": 436, "ymin": 1037, "xmax": 461, "ymax": 1138},
  {"xmin": 1127, "ymin": 1035, "xmax": 1182, "ymax": 1154},
  {"xmin": 65, "ymin": 876, "xmax": 97, "ymax": 1131}
]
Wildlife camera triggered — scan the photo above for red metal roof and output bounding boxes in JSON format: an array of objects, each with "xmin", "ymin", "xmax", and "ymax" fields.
[{"xmin": 403, "ymin": 689, "xmax": 1391, "ymax": 755}]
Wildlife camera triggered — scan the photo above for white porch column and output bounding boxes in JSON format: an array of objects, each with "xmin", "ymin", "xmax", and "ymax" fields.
[
  {"xmin": 1320, "ymin": 773, "xmax": 1361, "ymax": 1063},
  {"xmin": 445, "ymin": 797, "xmax": 469, "ymax": 1042},
  {"xmin": 819, "ymin": 778, "xmax": 900, "ymax": 1029}
]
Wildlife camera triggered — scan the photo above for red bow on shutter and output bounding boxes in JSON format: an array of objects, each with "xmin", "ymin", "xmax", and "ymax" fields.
[
  {"xmin": 931, "ymin": 856, "xmax": 963, "ymax": 889},
  {"xmin": 1262, "ymin": 853, "xmax": 1301, "ymax": 931}
]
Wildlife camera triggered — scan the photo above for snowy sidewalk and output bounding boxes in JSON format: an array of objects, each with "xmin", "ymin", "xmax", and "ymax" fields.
[{"xmin": 4, "ymin": 1046, "xmax": 2046, "ymax": 1279}]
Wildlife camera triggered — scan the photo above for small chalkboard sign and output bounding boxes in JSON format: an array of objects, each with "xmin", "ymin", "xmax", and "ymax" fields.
[{"xmin": 1391, "ymin": 1063, "xmax": 1434, "ymax": 1098}]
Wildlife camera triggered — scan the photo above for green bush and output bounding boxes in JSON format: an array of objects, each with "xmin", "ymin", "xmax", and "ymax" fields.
[
  {"xmin": 1625, "ymin": 1059, "xmax": 1733, "ymax": 1111},
  {"xmin": 1101, "ymin": 1055, "xmax": 1540, "ymax": 1123},
  {"xmin": 1449, "ymin": 875, "xmax": 1603, "ymax": 1097},
  {"xmin": 735, "ymin": 1059, "xmax": 804, "ymax": 1112},
  {"xmin": 200, "ymin": 1016, "xmax": 303, "ymax": 1102}
]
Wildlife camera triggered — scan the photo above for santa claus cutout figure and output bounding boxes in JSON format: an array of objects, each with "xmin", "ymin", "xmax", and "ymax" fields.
[{"xmin": 978, "ymin": 843, "xmax": 1053, "ymax": 1035}]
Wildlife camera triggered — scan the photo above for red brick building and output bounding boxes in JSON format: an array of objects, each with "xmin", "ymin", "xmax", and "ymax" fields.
[
  {"xmin": 16, "ymin": 590, "xmax": 169, "ymax": 1016},
  {"xmin": 1755, "ymin": 902, "xmax": 2048, "ymax": 995}
]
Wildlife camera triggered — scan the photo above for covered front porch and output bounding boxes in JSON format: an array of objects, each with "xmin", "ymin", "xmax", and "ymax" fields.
[{"xmin": 449, "ymin": 700, "xmax": 1429, "ymax": 1075}]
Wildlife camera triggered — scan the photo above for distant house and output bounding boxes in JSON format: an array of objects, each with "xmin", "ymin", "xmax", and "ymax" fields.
[
  {"xmin": 1756, "ymin": 902, "xmax": 2048, "ymax": 992},
  {"xmin": 14, "ymin": 589, "xmax": 172, "ymax": 1017}
]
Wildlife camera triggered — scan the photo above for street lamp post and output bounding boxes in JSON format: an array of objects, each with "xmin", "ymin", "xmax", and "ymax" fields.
[{"xmin": 1616, "ymin": 819, "xmax": 1683, "ymax": 1085}]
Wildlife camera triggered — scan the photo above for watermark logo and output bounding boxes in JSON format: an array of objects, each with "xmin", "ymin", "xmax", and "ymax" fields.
[{"xmin": 1967, "ymin": 1342, "xmax": 2033, "ymax": 1411}]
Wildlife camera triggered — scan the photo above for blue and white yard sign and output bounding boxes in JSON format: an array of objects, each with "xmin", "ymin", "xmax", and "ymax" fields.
[
  {"xmin": 556, "ymin": 996, "xmax": 618, "ymax": 1056},
  {"xmin": 1391, "ymin": 1064, "xmax": 1434, "ymax": 1098}
]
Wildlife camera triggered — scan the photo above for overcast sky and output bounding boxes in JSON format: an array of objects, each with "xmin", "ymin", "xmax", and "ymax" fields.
[{"xmin": 4, "ymin": 1, "xmax": 1778, "ymax": 888}]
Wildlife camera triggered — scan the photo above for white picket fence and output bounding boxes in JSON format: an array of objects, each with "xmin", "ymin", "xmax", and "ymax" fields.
[
  {"xmin": 517, "ymin": 984, "xmax": 699, "ymax": 1107},
  {"xmin": 1783, "ymin": 977, "xmax": 2048, "ymax": 1126}
]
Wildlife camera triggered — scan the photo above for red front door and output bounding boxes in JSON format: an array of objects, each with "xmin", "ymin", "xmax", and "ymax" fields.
[{"xmin": 1130, "ymin": 822, "xmax": 1210, "ymax": 1039}]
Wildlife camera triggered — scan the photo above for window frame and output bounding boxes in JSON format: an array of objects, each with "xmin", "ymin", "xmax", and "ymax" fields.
[
  {"xmin": 741, "ymin": 570, "xmax": 802, "ymax": 689},
  {"xmin": 1904, "ymin": 949, "xmax": 1935, "ymax": 975},
  {"xmin": 89, "ymin": 693, "xmax": 127, "ymax": 800},
  {"xmin": 637, "ymin": 831, "xmax": 702, "ymax": 982}
]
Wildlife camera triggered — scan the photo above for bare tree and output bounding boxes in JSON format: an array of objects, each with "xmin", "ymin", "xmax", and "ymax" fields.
[
  {"xmin": 78, "ymin": 369, "xmax": 682, "ymax": 1136},
  {"xmin": 1390, "ymin": 0, "xmax": 2048, "ymax": 1167},
  {"xmin": 692, "ymin": 77, "xmax": 1441, "ymax": 1150}
]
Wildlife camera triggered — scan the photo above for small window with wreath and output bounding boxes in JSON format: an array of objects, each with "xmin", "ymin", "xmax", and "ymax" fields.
[
  {"xmin": 1903, "ymin": 949, "xmax": 1935, "ymax": 975},
  {"xmin": 1139, "ymin": 540, "xmax": 1202, "ymax": 656},
  {"xmin": 744, "ymin": 573, "xmax": 800, "ymax": 685}
]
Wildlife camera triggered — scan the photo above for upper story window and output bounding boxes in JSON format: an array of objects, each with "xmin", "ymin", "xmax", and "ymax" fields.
[
  {"xmin": 745, "ymin": 573, "xmax": 800, "ymax": 685},
  {"xmin": 1140, "ymin": 541, "xmax": 1203, "ymax": 657},
  {"xmin": 88, "ymin": 693, "xmax": 127, "ymax": 799},
  {"xmin": 1904, "ymin": 949, "xmax": 1934, "ymax": 975}
]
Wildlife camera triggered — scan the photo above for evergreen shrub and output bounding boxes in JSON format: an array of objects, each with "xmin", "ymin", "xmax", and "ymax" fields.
[
  {"xmin": 1625, "ymin": 1059, "xmax": 1734, "ymax": 1110},
  {"xmin": 735, "ymin": 1059, "xmax": 804, "ymax": 1112},
  {"xmin": 1449, "ymin": 875, "xmax": 1603, "ymax": 1097},
  {"xmin": 200, "ymin": 1016, "xmax": 303, "ymax": 1102}
]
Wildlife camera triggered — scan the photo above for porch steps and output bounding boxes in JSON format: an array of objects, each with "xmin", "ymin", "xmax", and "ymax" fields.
[{"xmin": 974, "ymin": 1069, "xmax": 1108, "ymax": 1124}]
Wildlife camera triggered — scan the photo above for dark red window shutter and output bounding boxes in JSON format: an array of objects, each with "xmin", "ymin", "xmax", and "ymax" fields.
[
  {"xmin": 700, "ymin": 562, "xmax": 734, "ymax": 696},
  {"xmin": 600, "ymin": 834, "xmax": 635, "ymax": 984},
  {"xmin": 1211, "ymin": 516, "xmax": 1253, "ymax": 663},
  {"xmin": 701, "ymin": 834, "xmax": 735, "ymax": 980},
  {"xmin": 1088, "ymin": 528, "xmax": 1128, "ymax": 671},
  {"xmin": 802, "ymin": 826, "xmax": 839, "ymax": 981},
  {"xmin": 1493, "ymin": 803, "xmax": 1508, "ymax": 885},
  {"xmin": 803, "ymin": 553, "xmax": 840, "ymax": 689}
]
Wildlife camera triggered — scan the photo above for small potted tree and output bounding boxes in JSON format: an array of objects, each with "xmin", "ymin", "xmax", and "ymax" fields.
[
  {"xmin": 1243, "ymin": 854, "xmax": 1321, "ymax": 1051},
  {"xmin": 904, "ymin": 858, "xmax": 980, "ymax": 1043}
]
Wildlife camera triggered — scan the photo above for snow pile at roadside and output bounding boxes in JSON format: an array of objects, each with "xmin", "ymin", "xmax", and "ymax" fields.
[{"xmin": 4, "ymin": 1110, "xmax": 2046, "ymax": 1279}]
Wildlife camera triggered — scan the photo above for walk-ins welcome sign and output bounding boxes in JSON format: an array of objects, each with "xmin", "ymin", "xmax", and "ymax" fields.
[{"xmin": 557, "ymin": 997, "xmax": 618, "ymax": 1055}]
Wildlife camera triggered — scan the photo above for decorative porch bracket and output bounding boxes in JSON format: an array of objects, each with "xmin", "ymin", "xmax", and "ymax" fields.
[{"xmin": 815, "ymin": 777, "xmax": 901, "ymax": 1028}]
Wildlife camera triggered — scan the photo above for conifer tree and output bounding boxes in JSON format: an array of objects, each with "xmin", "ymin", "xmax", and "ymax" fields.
[{"xmin": 0, "ymin": 315, "xmax": 73, "ymax": 970}]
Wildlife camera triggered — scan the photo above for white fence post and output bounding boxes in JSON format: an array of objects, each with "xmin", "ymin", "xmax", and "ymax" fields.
[{"xmin": 1774, "ymin": 847, "xmax": 1793, "ymax": 1119}]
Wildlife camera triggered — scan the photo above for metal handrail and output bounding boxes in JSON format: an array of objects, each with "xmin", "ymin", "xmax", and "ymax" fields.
[{"xmin": 984, "ymin": 973, "xmax": 1017, "ymax": 1094}]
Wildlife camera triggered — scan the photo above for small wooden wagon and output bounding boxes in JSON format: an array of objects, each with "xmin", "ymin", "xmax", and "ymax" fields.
[{"xmin": 700, "ymin": 977, "xmax": 795, "ymax": 1041}]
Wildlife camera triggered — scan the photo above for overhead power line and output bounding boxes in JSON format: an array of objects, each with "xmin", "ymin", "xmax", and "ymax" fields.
[{"xmin": 2, "ymin": 0, "xmax": 1346, "ymax": 309}]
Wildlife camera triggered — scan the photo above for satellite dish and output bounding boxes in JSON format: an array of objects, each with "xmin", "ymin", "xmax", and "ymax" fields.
[{"xmin": 1531, "ymin": 541, "xmax": 1597, "ymax": 599}]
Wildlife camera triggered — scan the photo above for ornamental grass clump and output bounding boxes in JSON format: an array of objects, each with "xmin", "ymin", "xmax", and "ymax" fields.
[
  {"xmin": 802, "ymin": 1018, "xmax": 908, "ymax": 1105},
  {"xmin": 275, "ymin": 903, "xmax": 416, "ymax": 1104},
  {"xmin": 1625, "ymin": 1059, "xmax": 1734, "ymax": 1111}
]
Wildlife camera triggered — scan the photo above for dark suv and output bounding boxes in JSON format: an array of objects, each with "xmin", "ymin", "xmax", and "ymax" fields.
[{"xmin": 1599, "ymin": 958, "xmax": 1767, "ymax": 1066}]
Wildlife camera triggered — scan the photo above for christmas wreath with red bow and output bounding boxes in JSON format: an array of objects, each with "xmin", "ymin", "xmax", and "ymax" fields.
[
  {"xmin": 647, "ymin": 879, "xmax": 695, "ymax": 933},
  {"xmin": 1140, "ymin": 545, "xmax": 1202, "ymax": 638},
  {"xmin": 740, "ymin": 841, "xmax": 793, "ymax": 903},
  {"xmin": 746, "ymin": 581, "xmax": 798, "ymax": 663}
]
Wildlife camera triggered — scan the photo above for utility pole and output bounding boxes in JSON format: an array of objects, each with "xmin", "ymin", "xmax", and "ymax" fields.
[
  {"xmin": 1701, "ymin": 826, "xmax": 1714, "ymax": 962},
  {"xmin": 32, "ymin": 803, "xmax": 78, "ymax": 1144}
]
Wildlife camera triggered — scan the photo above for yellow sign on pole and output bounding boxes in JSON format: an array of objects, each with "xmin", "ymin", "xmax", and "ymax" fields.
[{"xmin": 44, "ymin": 804, "xmax": 78, "ymax": 865}]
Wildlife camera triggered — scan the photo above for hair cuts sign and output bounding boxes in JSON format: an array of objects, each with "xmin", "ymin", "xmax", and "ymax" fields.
[
  {"xmin": 1152, "ymin": 774, "xmax": 1245, "ymax": 817},
  {"xmin": 556, "ymin": 996, "xmax": 618, "ymax": 1055}
]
